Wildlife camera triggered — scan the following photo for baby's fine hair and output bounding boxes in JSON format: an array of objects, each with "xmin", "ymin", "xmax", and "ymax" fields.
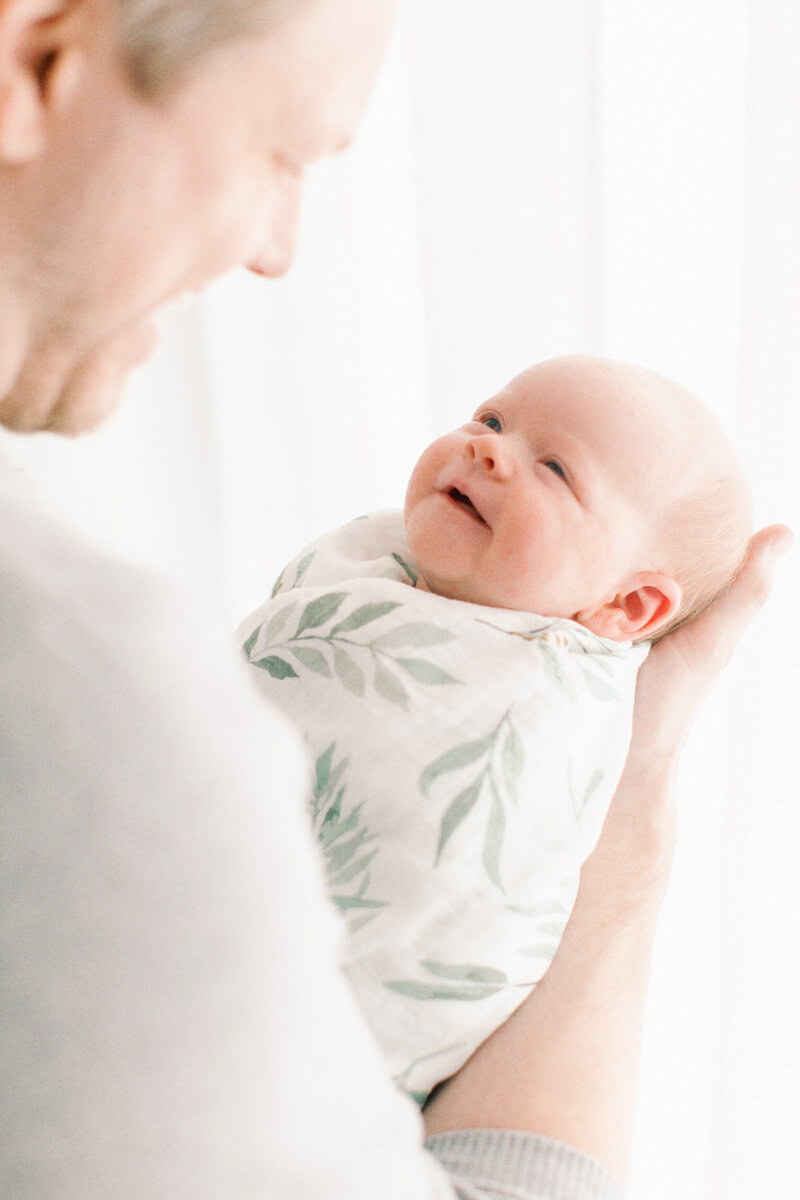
[{"xmin": 650, "ymin": 470, "xmax": 752, "ymax": 642}]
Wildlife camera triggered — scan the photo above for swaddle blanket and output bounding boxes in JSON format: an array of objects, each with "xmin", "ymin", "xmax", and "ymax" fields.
[{"xmin": 238, "ymin": 511, "xmax": 649, "ymax": 1103}]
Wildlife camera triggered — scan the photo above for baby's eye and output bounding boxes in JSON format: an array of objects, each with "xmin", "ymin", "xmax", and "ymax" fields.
[
  {"xmin": 480, "ymin": 415, "xmax": 502, "ymax": 433},
  {"xmin": 545, "ymin": 460, "xmax": 567, "ymax": 481}
]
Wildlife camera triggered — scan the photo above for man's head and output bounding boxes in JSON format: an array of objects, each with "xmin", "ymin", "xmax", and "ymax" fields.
[
  {"xmin": 0, "ymin": 0, "xmax": 395, "ymax": 434},
  {"xmin": 404, "ymin": 354, "xmax": 752, "ymax": 642}
]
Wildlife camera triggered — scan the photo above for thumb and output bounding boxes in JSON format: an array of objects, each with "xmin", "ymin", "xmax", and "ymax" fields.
[
  {"xmin": 730, "ymin": 523, "xmax": 793, "ymax": 619},
  {"xmin": 690, "ymin": 523, "xmax": 794, "ymax": 676}
]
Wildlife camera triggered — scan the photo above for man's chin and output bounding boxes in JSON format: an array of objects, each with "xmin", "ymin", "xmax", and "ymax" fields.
[{"xmin": 46, "ymin": 367, "xmax": 128, "ymax": 436}]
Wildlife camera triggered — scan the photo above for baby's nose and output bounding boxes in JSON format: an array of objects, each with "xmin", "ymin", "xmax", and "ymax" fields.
[{"xmin": 467, "ymin": 434, "xmax": 511, "ymax": 478}]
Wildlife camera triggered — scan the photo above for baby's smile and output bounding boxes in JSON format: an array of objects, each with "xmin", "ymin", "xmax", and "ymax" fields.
[{"xmin": 446, "ymin": 487, "xmax": 488, "ymax": 525}]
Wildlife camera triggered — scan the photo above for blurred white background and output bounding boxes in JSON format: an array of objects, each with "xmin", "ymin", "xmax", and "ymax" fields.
[{"xmin": 3, "ymin": 3, "xmax": 798, "ymax": 1197}]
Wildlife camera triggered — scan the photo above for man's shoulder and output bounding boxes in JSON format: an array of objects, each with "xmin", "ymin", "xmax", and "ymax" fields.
[
  {"xmin": 0, "ymin": 460, "xmax": 305, "ymax": 802},
  {"xmin": 0, "ymin": 455, "xmax": 186, "ymax": 668}
]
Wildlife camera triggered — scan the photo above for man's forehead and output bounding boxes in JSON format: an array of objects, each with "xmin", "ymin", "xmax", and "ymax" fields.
[{"xmin": 242, "ymin": 0, "xmax": 393, "ymax": 150}]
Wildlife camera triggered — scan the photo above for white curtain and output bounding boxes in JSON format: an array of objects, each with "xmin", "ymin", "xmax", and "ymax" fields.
[{"xmin": 7, "ymin": 4, "xmax": 799, "ymax": 1197}]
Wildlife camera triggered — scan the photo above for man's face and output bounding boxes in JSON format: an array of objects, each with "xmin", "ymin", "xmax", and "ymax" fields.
[
  {"xmin": 404, "ymin": 357, "xmax": 697, "ymax": 621},
  {"xmin": 0, "ymin": 0, "xmax": 395, "ymax": 434}
]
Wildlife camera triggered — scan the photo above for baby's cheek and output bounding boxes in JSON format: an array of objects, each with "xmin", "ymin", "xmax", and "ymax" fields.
[{"xmin": 404, "ymin": 439, "xmax": 450, "ymax": 516}]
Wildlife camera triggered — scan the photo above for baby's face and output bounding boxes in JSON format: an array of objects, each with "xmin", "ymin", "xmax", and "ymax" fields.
[{"xmin": 404, "ymin": 356, "xmax": 703, "ymax": 621}]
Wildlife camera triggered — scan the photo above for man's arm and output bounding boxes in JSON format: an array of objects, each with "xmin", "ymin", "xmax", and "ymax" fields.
[{"xmin": 424, "ymin": 525, "xmax": 792, "ymax": 1180}]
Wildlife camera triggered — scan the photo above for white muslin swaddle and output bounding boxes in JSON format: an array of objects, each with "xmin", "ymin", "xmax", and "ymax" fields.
[{"xmin": 237, "ymin": 511, "xmax": 648, "ymax": 1103}]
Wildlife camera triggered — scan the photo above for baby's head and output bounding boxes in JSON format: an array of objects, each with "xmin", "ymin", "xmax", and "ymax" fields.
[{"xmin": 404, "ymin": 354, "xmax": 752, "ymax": 642}]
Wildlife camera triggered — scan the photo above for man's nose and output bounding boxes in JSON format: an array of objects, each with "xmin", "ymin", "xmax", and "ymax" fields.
[
  {"xmin": 246, "ymin": 177, "xmax": 302, "ymax": 280},
  {"xmin": 465, "ymin": 433, "xmax": 512, "ymax": 479}
]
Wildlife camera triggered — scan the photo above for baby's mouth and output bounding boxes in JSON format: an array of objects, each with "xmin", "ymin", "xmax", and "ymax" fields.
[{"xmin": 446, "ymin": 487, "xmax": 487, "ymax": 525}]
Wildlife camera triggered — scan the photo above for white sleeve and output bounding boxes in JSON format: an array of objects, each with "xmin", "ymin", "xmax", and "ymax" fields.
[{"xmin": 0, "ymin": 485, "xmax": 454, "ymax": 1200}]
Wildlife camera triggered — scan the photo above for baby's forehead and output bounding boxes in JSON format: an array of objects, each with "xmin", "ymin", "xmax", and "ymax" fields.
[
  {"xmin": 503, "ymin": 355, "xmax": 739, "ymax": 502},
  {"xmin": 510, "ymin": 357, "xmax": 708, "ymax": 439},
  {"xmin": 509, "ymin": 356, "xmax": 679, "ymax": 411}
]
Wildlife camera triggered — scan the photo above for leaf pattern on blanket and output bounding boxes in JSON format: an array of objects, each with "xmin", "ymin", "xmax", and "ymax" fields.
[
  {"xmin": 384, "ymin": 959, "xmax": 510, "ymax": 1002},
  {"xmin": 506, "ymin": 894, "xmax": 573, "ymax": 961},
  {"xmin": 420, "ymin": 710, "xmax": 525, "ymax": 891},
  {"xmin": 475, "ymin": 618, "xmax": 623, "ymax": 702},
  {"xmin": 392, "ymin": 1040, "xmax": 470, "ymax": 1108},
  {"xmin": 243, "ymin": 590, "xmax": 461, "ymax": 707},
  {"xmin": 310, "ymin": 742, "xmax": 389, "ymax": 933},
  {"xmin": 567, "ymin": 759, "xmax": 606, "ymax": 821},
  {"xmin": 270, "ymin": 550, "xmax": 316, "ymax": 599}
]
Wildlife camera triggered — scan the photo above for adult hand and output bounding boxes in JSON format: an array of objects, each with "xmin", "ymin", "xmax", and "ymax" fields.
[
  {"xmin": 630, "ymin": 523, "xmax": 793, "ymax": 767},
  {"xmin": 596, "ymin": 522, "xmax": 794, "ymax": 891}
]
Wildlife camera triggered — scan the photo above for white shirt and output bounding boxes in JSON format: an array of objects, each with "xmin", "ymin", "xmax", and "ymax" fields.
[{"xmin": 0, "ymin": 445, "xmax": 454, "ymax": 1199}]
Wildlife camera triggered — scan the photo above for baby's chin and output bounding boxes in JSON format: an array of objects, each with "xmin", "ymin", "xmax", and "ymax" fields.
[{"xmin": 414, "ymin": 569, "xmax": 552, "ymax": 616}]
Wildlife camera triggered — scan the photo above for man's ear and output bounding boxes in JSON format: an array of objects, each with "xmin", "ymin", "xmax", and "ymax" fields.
[
  {"xmin": 0, "ymin": 0, "xmax": 83, "ymax": 162},
  {"xmin": 574, "ymin": 572, "xmax": 683, "ymax": 642}
]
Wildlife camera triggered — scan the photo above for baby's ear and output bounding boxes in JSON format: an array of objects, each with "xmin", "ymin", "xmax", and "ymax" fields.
[{"xmin": 575, "ymin": 573, "xmax": 682, "ymax": 642}]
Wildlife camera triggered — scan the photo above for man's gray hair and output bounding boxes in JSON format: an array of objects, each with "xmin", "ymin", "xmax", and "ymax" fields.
[{"xmin": 113, "ymin": 0, "xmax": 301, "ymax": 93}]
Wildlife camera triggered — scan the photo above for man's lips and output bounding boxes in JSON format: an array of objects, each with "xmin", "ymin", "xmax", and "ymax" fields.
[{"xmin": 443, "ymin": 486, "xmax": 488, "ymax": 526}]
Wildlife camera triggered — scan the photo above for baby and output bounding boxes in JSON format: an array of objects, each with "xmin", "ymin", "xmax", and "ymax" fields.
[{"xmin": 237, "ymin": 354, "xmax": 751, "ymax": 1104}]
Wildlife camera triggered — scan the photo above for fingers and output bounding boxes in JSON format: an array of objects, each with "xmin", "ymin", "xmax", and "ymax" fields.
[
  {"xmin": 716, "ymin": 523, "xmax": 793, "ymax": 630},
  {"xmin": 674, "ymin": 523, "xmax": 794, "ymax": 683}
]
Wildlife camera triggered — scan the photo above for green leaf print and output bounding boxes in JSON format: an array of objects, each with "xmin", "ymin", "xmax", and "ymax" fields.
[
  {"xmin": 419, "ymin": 961, "xmax": 508, "ymax": 984},
  {"xmin": 314, "ymin": 743, "xmax": 335, "ymax": 794},
  {"xmin": 536, "ymin": 920, "xmax": 569, "ymax": 938},
  {"xmin": 435, "ymin": 777, "xmax": 483, "ymax": 862},
  {"xmin": 570, "ymin": 765, "xmax": 605, "ymax": 819},
  {"xmin": 519, "ymin": 943, "xmax": 561, "ymax": 959},
  {"xmin": 243, "ymin": 603, "xmax": 298, "ymax": 662},
  {"xmin": 501, "ymin": 725, "xmax": 524, "ymax": 800},
  {"xmin": 325, "ymin": 829, "xmax": 371, "ymax": 875},
  {"xmin": 320, "ymin": 801, "xmax": 361, "ymax": 847},
  {"xmin": 333, "ymin": 646, "xmax": 365, "ymax": 696},
  {"xmin": 538, "ymin": 639, "xmax": 577, "ymax": 700},
  {"xmin": 329, "ymin": 849, "xmax": 380, "ymax": 888},
  {"xmin": 310, "ymin": 743, "xmax": 388, "ymax": 932},
  {"xmin": 580, "ymin": 667, "xmax": 620, "ymax": 702},
  {"xmin": 392, "ymin": 552, "xmax": 418, "ymax": 585},
  {"xmin": 294, "ymin": 591, "xmax": 348, "ymax": 637},
  {"xmin": 330, "ymin": 600, "xmax": 401, "ymax": 636},
  {"xmin": 242, "ymin": 626, "xmax": 259, "ymax": 659},
  {"xmin": 293, "ymin": 551, "xmax": 316, "ymax": 587},
  {"xmin": 253, "ymin": 655, "xmax": 298, "ymax": 680},
  {"xmin": 350, "ymin": 911, "xmax": 385, "ymax": 934},
  {"xmin": 586, "ymin": 651, "xmax": 615, "ymax": 676},
  {"xmin": 258, "ymin": 593, "xmax": 460, "ymax": 706},
  {"xmin": 482, "ymin": 781, "xmax": 506, "ymax": 891},
  {"xmin": 384, "ymin": 980, "xmax": 505, "ymax": 1002},
  {"xmin": 372, "ymin": 659, "xmax": 409, "ymax": 709},
  {"xmin": 419, "ymin": 736, "xmax": 494, "ymax": 796},
  {"xmin": 373, "ymin": 623, "xmax": 456, "ymax": 650},
  {"xmin": 396, "ymin": 658, "xmax": 460, "ymax": 686},
  {"xmin": 333, "ymin": 893, "xmax": 387, "ymax": 913},
  {"xmin": 393, "ymin": 1041, "xmax": 469, "ymax": 1107},
  {"xmin": 259, "ymin": 601, "xmax": 297, "ymax": 648},
  {"xmin": 270, "ymin": 551, "xmax": 315, "ymax": 598},
  {"xmin": 290, "ymin": 645, "xmax": 332, "ymax": 677},
  {"xmin": 421, "ymin": 711, "xmax": 526, "ymax": 892}
]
